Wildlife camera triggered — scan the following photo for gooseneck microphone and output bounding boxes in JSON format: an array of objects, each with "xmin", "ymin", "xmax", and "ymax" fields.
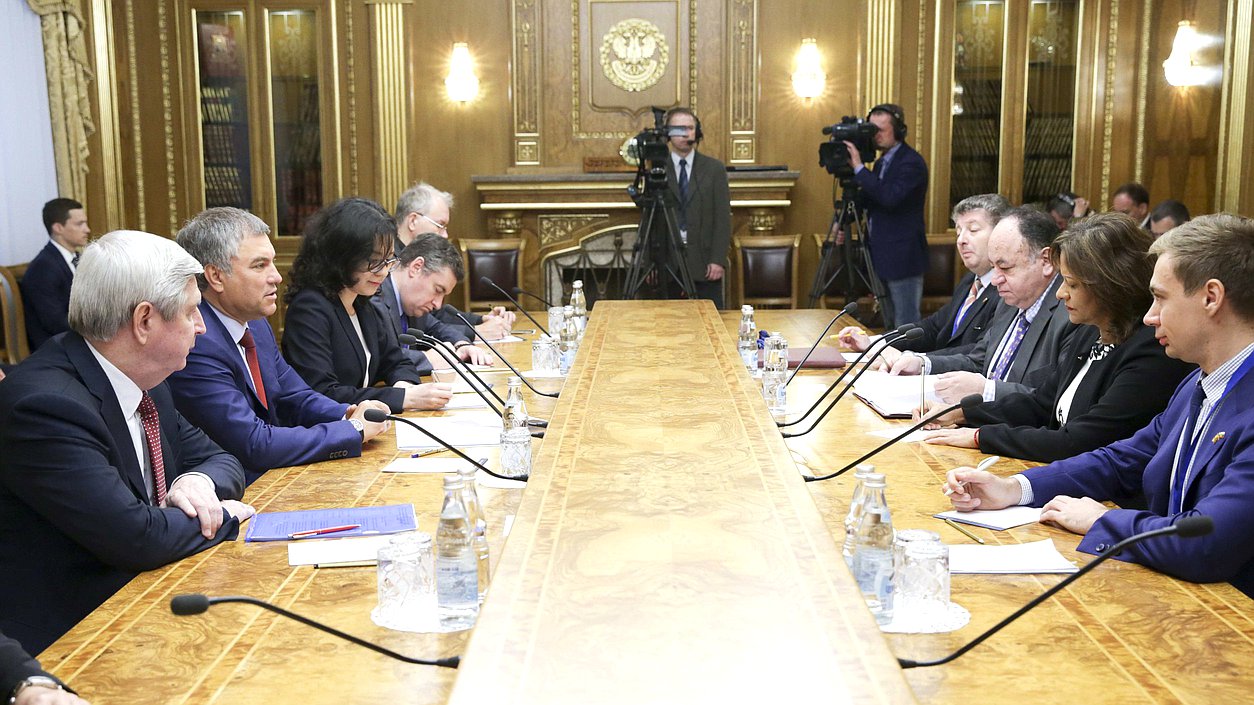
[
  {"xmin": 511, "ymin": 285, "xmax": 555, "ymax": 309},
  {"xmin": 780, "ymin": 327, "xmax": 925, "ymax": 437},
  {"xmin": 410, "ymin": 332, "xmax": 548, "ymax": 429},
  {"xmin": 479, "ymin": 276, "xmax": 549, "ymax": 336},
  {"xmin": 364, "ymin": 409, "xmax": 528, "ymax": 482},
  {"xmin": 778, "ymin": 323, "xmax": 917, "ymax": 428},
  {"xmin": 454, "ymin": 312, "xmax": 560, "ymax": 399},
  {"xmin": 170, "ymin": 593, "xmax": 460, "ymax": 668},
  {"xmin": 896, "ymin": 515, "xmax": 1215, "ymax": 668},
  {"xmin": 786, "ymin": 301, "xmax": 858, "ymax": 386},
  {"xmin": 802, "ymin": 395, "xmax": 980, "ymax": 482},
  {"xmin": 399, "ymin": 334, "xmax": 504, "ymax": 417}
]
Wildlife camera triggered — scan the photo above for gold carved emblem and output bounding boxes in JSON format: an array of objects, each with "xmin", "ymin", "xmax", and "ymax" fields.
[{"xmin": 599, "ymin": 19, "xmax": 669, "ymax": 92}]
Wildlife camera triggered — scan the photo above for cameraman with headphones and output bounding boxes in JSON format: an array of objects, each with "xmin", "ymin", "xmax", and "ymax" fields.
[
  {"xmin": 663, "ymin": 107, "xmax": 732, "ymax": 309},
  {"xmin": 843, "ymin": 103, "xmax": 930, "ymax": 327}
]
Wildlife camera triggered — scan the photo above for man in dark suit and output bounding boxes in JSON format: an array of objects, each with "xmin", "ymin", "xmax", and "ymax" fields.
[
  {"xmin": 661, "ymin": 107, "xmax": 732, "ymax": 309},
  {"xmin": 0, "ymin": 230, "xmax": 251, "ymax": 654},
  {"xmin": 887, "ymin": 207, "xmax": 1081, "ymax": 402},
  {"xmin": 2, "ymin": 628, "xmax": 87, "ymax": 704},
  {"xmin": 1111, "ymin": 181, "xmax": 1151, "ymax": 229},
  {"xmin": 21, "ymin": 198, "xmax": 90, "ymax": 351},
  {"xmin": 168, "ymin": 208, "xmax": 390, "ymax": 484},
  {"xmin": 838, "ymin": 193, "xmax": 1010, "ymax": 356},
  {"xmin": 844, "ymin": 104, "xmax": 930, "ymax": 328},
  {"xmin": 946, "ymin": 213, "xmax": 1254, "ymax": 596},
  {"xmin": 393, "ymin": 182, "xmax": 515, "ymax": 339},
  {"xmin": 373, "ymin": 233, "xmax": 493, "ymax": 371}
]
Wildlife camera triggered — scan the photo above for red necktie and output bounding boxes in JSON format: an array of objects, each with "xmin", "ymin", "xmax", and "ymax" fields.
[
  {"xmin": 239, "ymin": 329, "xmax": 268, "ymax": 409},
  {"xmin": 137, "ymin": 392, "xmax": 168, "ymax": 506}
]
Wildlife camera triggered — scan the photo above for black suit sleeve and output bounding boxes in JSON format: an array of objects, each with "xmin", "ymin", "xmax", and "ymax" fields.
[
  {"xmin": 708, "ymin": 160, "xmax": 732, "ymax": 270},
  {"xmin": 0, "ymin": 629, "xmax": 59, "ymax": 701},
  {"xmin": 1, "ymin": 391, "xmax": 240, "ymax": 573}
]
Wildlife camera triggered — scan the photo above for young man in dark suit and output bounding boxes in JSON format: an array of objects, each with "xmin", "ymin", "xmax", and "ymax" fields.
[
  {"xmin": 0, "ymin": 231, "xmax": 251, "ymax": 654},
  {"xmin": 21, "ymin": 198, "xmax": 90, "ymax": 351},
  {"xmin": 662, "ymin": 107, "xmax": 732, "ymax": 309},
  {"xmin": 168, "ymin": 208, "xmax": 390, "ymax": 484},
  {"xmin": 844, "ymin": 104, "xmax": 930, "ymax": 328},
  {"xmin": 946, "ymin": 213, "xmax": 1254, "ymax": 597}
]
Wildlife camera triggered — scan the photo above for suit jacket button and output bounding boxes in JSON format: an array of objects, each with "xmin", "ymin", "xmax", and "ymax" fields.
[{"xmin": 1095, "ymin": 543, "xmax": 1108, "ymax": 553}]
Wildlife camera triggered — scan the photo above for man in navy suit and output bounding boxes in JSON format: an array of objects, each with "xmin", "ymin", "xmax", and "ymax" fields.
[
  {"xmin": 21, "ymin": 198, "xmax": 91, "ymax": 350},
  {"xmin": 0, "ymin": 230, "xmax": 251, "ymax": 654},
  {"xmin": 168, "ymin": 208, "xmax": 390, "ymax": 485},
  {"xmin": 844, "ymin": 104, "xmax": 930, "ymax": 328},
  {"xmin": 838, "ymin": 193, "xmax": 1010, "ymax": 356},
  {"xmin": 945, "ymin": 213, "xmax": 1254, "ymax": 596}
]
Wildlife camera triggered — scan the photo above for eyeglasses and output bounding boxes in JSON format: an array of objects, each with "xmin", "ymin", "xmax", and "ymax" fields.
[
  {"xmin": 365, "ymin": 255, "xmax": 399, "ymax": 274},
  {"xmin": 418, "ymin": 213, "xmax": 448, "ymax": 233}
]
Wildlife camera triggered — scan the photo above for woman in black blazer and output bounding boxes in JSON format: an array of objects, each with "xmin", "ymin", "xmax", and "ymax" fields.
[
  {"xmin": 921, "ymin": 213, "xmax": 1194, "ymax": 462},
  {"xmin": 281, "ymin": 198, "xmax": 452, "ymax": 413}
]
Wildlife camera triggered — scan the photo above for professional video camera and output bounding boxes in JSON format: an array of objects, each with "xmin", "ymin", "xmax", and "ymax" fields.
[
  {"xmin": 818, "ymin": 116, "xmax": 878, "ymax": 181},
  {"xmin": 627, "ymin": 107, "xmax": 687, "ymax": 202}
]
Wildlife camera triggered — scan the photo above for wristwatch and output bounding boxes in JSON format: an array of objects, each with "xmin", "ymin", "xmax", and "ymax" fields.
[
  {"xmin": 453, "ymin": 341, "xmax": 472, "ymax": 350},
  {"xmin": 349, "ymin": 417, "xmax": 365, "ymax": 439},
  {"xmin": 10, "ymin": 676, "xmax": 63, "ymax": 703}
]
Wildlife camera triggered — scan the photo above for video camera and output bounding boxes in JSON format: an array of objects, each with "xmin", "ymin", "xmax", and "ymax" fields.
[
  {"xmin": 627, "ymin": 107, "xmax": 687, "ymax": 202},
  {"xmin": 818, "ymin": 116, "xmax": 878, "ymax": 182}
]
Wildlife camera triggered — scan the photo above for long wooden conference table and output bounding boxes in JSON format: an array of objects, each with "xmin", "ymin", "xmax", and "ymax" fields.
[{"xmin": 38, "ymin": 302, "xmax": 1254, "ymax": 704}]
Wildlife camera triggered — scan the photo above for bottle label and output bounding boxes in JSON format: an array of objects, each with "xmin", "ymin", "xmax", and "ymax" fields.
[{"xmin": 437, "ymin": 556, "xmax": 478, "ymax": 607}]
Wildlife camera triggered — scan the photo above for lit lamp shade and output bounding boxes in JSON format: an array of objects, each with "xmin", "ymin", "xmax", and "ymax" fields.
[
  {"xmin": 445, "ymin": 42, "xmax": 480, "ymax": 102},
  {"xmin": 791, "ymin": 38, "xmax": 826, "ymax": 99},
  {"xmin": 1162, "ymin": 21, "xmax": 1209, "ymax": 87}
]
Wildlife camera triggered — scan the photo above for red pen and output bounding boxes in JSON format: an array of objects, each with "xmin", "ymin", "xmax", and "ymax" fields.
[{"xmin": 288, "ymin": 524, "xmax": 361, "ymax": 539}]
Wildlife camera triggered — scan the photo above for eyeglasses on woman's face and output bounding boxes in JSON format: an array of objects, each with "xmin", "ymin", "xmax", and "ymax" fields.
[{"xmin": 364, "ymin": 255, "xmax": 399, "ymax": 274}]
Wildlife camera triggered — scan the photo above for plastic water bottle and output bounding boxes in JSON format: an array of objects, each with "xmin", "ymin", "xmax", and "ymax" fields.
[
  {"xmin": 456, "ymin": 465, "xmax": 490, "ymax": 604},
  {"xmin": 559, "ymin": 305, "xmax": 580, "ymax": 374},
  {"xmin": 738, "ymin": 305, "xmax": 758, "ymax": 376},
  {"xmin": 761, "ymin": 332, "xmax": 788, "ymax": 415},
  {"xmin": 436, "ymin": 475, "xmax": 478, "ymax": 630},
  {"xmin": 499, "ymin": 376, "xmax": 533, "ymax": 478},
  {"xmin": 842, "ymin": 464, "xmax": 876, "ymax": 566},
  {"xmin": 570, "ymin": 280, "xmax": 588, "ymax": 338},
  {"xmin": 852, "ymin": 472, "xmax": 895, "ymax": 625}
]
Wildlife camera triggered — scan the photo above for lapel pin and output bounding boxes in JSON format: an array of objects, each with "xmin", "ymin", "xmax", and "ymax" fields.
[{"xmin": 1212, "ymin": 431, "xmax": 1226, "ymax": 443}]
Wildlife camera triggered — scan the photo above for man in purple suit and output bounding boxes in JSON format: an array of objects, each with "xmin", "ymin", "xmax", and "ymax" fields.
[
  {"xmin": 168, "ymin": 208, "xmax": 390, "ymax": 484},
  {"xmin": 945, "ymin": 213, "xmax": 1254, "ymax": 596},
  {"xmin": 21, "ymin": 198, "xmax": 91, "ymax": 350}
]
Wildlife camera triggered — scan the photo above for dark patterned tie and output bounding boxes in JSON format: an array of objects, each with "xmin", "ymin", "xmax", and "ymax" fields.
[
  {"xmin": 989, "ymin": 312, "xmax": 1029, "ymax": 381},
  {"xmin": 71, "ymin": 251, "xmax": 80, "ymax": 268},
  {"xmin": 137, "ymin": 392, "xmax": 168, "ymax": 506}
]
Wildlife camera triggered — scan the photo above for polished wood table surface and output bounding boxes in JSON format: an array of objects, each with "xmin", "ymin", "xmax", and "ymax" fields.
[{"xmin": 38, "ymin": 306, "xmax": 1254, "ymax": 704}]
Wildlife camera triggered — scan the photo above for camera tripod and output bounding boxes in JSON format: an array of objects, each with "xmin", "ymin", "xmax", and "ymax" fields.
[
  {"xmin": 807, "ymin": 183, "xmax": 889, "ymax": 323},
  {"xmin": 623, "ymin": 183, "xmax": 697, "ymax": 301}
]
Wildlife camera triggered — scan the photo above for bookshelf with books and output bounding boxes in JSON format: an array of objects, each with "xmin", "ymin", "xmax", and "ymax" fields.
[{"xmin": 196, "ymin": 18, "xmax": 253, "ymax": 210}]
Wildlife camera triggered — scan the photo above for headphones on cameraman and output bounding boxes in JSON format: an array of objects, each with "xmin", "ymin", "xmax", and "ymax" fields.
[
  {"xmin": 664, "ymin": 107, "xmax": 704, "ymax": 144},
  {"xmin": 867, "ymin": 103, "xmax": 907, "ymax": 141}
]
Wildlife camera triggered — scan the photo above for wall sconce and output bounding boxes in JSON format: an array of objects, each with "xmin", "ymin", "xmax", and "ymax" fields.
[
  {"xmin": 791, "ymin": 38, "xmax": 826, "ymax": 100},
  {"xmin": 445, "ymin": 42, "xmax": 479, "ymax": 102},
  {"xmin": 1163, "ymin": 20, "xmax": 1220, "ymax": 87}
]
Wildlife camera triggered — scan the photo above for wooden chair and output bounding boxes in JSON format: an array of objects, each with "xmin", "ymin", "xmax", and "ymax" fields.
[
  {"xmin": 921, "ymin": 237, "xmax": 961, "ymax": 316},
  {"xmin": 456, "ymin": 238, "xmax": 526, "ymax": 312},
  {"xmin": 733, "ymin": 234, "xmax": 800, "ymax": 309},
  {"xmin": 0, "ymin": 264, "xmax": 31, "ymax": 365}
]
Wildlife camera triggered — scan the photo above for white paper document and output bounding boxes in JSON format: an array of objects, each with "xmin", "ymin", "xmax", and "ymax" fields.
[
  {"xmin": 382, "ymin": 457, "xmax": 484, "ymax": 474},
  {"xmin": 287, "ymin": 535, "xmax": 400, "ymax": 568},
  {"xmin": 394, "ymin": 412, "xmax": 502, "ymax": 450},
  {"xmin": 948, "ymin": 538, "xmax": 1078, "ymax": 574},
  {"xmin": 484, "ymin": 334, "xmax": 525, "ymax": 343},
  {"xmin": 442, "ymin": 377, "xmax": 492, "ymax": 394},
  {"xmin": 934, "ymin": 506, "xmax": 1043, "ymax": 531},
  {"xmin": 852, "ymin": 370, "xmax": 942, "ymax": 418},
  {"xmin": 438, "ymin": 394, "xmax": 489, "ymax": 410}
]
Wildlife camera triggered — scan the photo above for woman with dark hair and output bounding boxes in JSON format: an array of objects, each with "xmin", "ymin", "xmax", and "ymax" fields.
[
  {"xmin": 920, "ymin": 212, "xmax": 1194, "ymax": 462},
  {"xmin": 281, "ymin": 197, "xmax": 452, "ymax": 412}
]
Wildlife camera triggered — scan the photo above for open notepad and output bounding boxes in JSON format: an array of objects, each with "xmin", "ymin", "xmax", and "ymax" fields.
[
  {"xmin": 852, "ymin": 371, "xmax": 942, "ymax": 418},
  {"xmin": 948, "ymin": 539, "xmax": 1078, "ymax": 574}
]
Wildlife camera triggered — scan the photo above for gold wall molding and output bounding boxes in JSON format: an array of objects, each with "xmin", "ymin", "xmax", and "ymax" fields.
[
  {"xmin": 863, "ymin": 0, "xmax": 899, "ymax": 106},
  {"xmin": 1099, "ymin": 0, "xmax": 1119, "ymax": 209},
  {"xmin": 1134, "ymin": 0, "xmax": 1151, "ymax": 183},
  {"xmin": 369, "ymin": 2, "xmax": 407, "ymax": 208},
  {"xmin": 1218, "ymin": 0, "xmax": 1253, "ymax": 212},
  {"xmin": 599, "ymin": 18, "xmax": 669, "ymax": 91},
  {"xmin": 727, "ymin": 0, "xmax": 755, "ymax": 163},
  {"xmin": 345, "ymin": 1, "xmax": 359, "ymax": 193},
  {"xmin": 512, "ymin": 0, "xmax": 540, "ymax": 165},
  {"xmin": 159, "ymin": 0, "xmax": 177, "ymax": 234},
  {"xmin": 123, "ymin": 0, "xmax": 144, "ymax": 230},
  {"xmin": 539, "ymin": 214, "xmax": 606, "ymax": 246},
  {"xmin": 89, "ymin": 0, "xmax": 123, "ymax": 229}
]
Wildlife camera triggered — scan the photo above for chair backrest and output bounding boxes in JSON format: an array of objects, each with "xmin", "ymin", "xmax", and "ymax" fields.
[
  {"xmin": 734, "ymin": 234, "xmax": 800, "ymax": 309},
  {"xmin": 0, "ymin": 264, "xmax": 31, "ymax": 365},
  {"xmin": 457, "ymin": 238, "xmax": 526, "ymax": 312}
]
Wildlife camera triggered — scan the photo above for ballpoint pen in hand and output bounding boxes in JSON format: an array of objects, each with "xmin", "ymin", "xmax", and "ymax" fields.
[{"xmin": 943, "ymin": 455, "xmax": 1001, "ymax": 496}]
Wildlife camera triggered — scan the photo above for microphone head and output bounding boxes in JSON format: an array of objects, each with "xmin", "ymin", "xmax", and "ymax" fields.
[
  {"xmin": 842, "ymin": 301, "xmax": 858, "ymax": 316},
  {"xmin": 398, "ymin": 333, "xmax": 432, "ymax": 351},
  {"xmin": 959, "ymin": 394, "xmax": 983, "ymax": 407},
  {"xmin": 510, "ymin": 286, "xmax": 524, "ymax": 294},
  {"xmin": 902, "ymin": 327, "xmax": 925, "ymax": 341},
  {"xmin": 479, "ymin": 275, "xmax": 493, "ymax": 286},
  {"xmin": 363, "ymin": 408, "xmax": 391, "ymax": 424},
  {"xmin": 170, "ymin": 594, "xmax": 211, "ymax": 616},
  {"xmin": 1174, "ymin": 515, "xmax": 1214, "ymax": 537}
]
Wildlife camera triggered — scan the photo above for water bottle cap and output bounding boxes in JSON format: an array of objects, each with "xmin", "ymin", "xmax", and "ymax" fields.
[
  {"xmin": 863, "ymin": 472, "xmax": 886, "ymax": 487},
  {"xmin": 563, "ymin": 305, "xmax": 574, "ymax": 313},
  {"xmin": 443, "ymin": 475, "xmax": 465, "ymax": 489},
  {"xmin": 573, "ymin": 280, "xmax": 583, "ymax": 288},
  {"xmin": 854, "ymin": 464, "xmax": 876, "ymax": 477},
  {"xmin": 741, "ymin": 305, "xmax": 753, "ymax": 314},
  {"xmin": 507, "ymin": 375, "xmax": 522, "ymax": 386}
]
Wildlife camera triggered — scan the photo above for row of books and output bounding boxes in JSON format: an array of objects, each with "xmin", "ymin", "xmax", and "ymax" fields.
[
  {"xmin": 201, "ymin": 85, "xmax": 239, "ymax": 123},
  {"xmin": 205, "ymin": 165, "xmax": 249, "ymax": 208},
  {"xmin": 952, "ymin": 117, "xmax": 1000, "ymax": 156}
]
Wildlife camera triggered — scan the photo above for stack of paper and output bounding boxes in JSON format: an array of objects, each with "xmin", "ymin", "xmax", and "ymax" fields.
[
  {"xmin": 933, "ymin": 506, "xmax": 1043, "ymax": 531},
  {"xmin": 287, "ymin": 535, "xmax": 398, "ymax": 568},
  {"xmin": 245, "ymin": 504, "xmax": 418, "ymax": 542},
  {"xmin": 394, "ymin": 411, "xmax": 502, "ymax": 450},
  {"xmin": 949, "ymin": 539, "xmax": 1078, "ymax": 574},
  {"xmin": 852, "ymin": 370, "xmax": 942, "ymax": 418}
]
